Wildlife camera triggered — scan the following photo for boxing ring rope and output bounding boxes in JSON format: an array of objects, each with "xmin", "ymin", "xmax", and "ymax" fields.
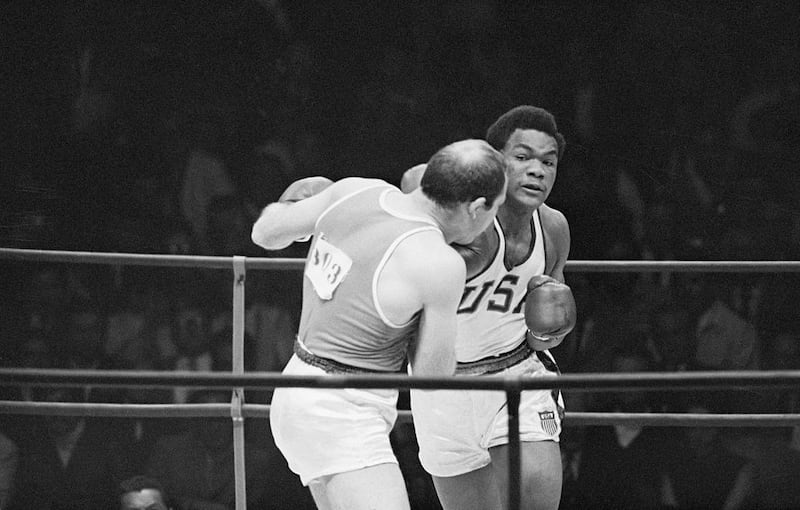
[
  {"xmin": 2, "ymin": 248, "xmax": 800, "ymax": 510},
  {"xmin": 3, "ymin": 399, "xmax": 800, "ymax": 427},
  {"xmin": 3, "ymin": 247, "xmax": 800, "ymax": 272}
]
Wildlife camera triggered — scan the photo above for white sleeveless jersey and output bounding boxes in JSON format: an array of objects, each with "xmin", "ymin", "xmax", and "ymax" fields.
[{"xmin": 455, "ymin": 210, "xmax": 546, "ymax": 361}]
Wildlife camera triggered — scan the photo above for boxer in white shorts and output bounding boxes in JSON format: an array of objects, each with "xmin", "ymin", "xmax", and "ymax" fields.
[
  {"xmin": 412, "ymin": 345, "xmax": 564, "ymax": 478},
  {"xmin": 252, "ymin": 139, "xmax": 507, "ymax": 510},
  {"xmin": 270, "ymin": 353, "xmax": 400, "ymax": 486},
  {"xmin": 403, "ymin": 105, "xmax": 575, "ymax": 510}
]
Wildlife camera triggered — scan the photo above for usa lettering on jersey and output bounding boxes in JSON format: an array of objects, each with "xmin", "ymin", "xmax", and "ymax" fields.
[{"xmin": 457, "ymin": 274, "xmax": 527, "ymax": 314}]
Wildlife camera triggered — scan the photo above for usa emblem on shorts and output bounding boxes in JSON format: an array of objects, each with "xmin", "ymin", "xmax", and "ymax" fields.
[{"xmin": 539, "ymin": 411, "xmax": 558, "ymax": 436}]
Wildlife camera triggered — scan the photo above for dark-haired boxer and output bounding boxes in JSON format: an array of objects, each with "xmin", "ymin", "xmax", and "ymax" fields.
[{"xmin": 404, "ymin": 106, "xmax": 576, "ymax": 510}]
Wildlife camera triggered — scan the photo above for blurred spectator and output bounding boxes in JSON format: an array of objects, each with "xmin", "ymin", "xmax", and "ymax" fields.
[
  {"xmin": 760, "ymin": 329, "xmax": 800, "ymax": 458},
  {"xmin": 558, "ymin": 426, "xmax": 585, "ymax": 510},
  {"xmin": 268, "ymin": 40, "xmax": 324, "ymax": 132},
  {"xmin": 113, "ymin": 352, "xmax": 178, "ymax": 478},
  {"xmin": 240, "ymin": 121, "xmax": 336, "ymax": 234},
  {"xmin": 572, "ymin": 265, "xmax": 651, "ymax": 376},
  {"xmin": 209, "ymin": 326, "xmax": 258, "ymax": 373},
  {"xmin": 0, "ymin": 331, "xmax": 59, "ymax": 452},
  {"xmin": 548, "ymin": 143, "xmax": 642, "ymax": 262},
  {"xmin": 7, "ymin": 386, "xmax": 126, "ymax": 510},
  {"xmin": 244, "ymin": 298, "xmax": 297, "ymax": 374},
  {"xmin": 346, "ymin": 42, "xmax": 441, "ymax": 181},
  {"xmin": 58, "ymin": 298, "xmax": 112, "ymax": 406},
  {"xmin": 729, "ymin": 52, "xmax": 800, "ymax": 158},
  {"xmin": 640, "ymin": 198, "xmax": 681, "ymax": 266},
  {"xmin": 145, "ymin": 389, "xmax": 274, "ymax": 510},
  {"xmin": 210, "ymin": 288, "xmax": 293, "ymax": 405},
  {"xmin": 105, "ymin": 281, "xmax": 179, "ymax": 476},
  {"xmin": 105, "ymin": 278, "xmax": 175, "ymax": 372},
  {"xmin": 761, "ymin": 330, "xmax": 800, "ymax": 373},
  {"xmin": 573, "ymin": 348, "xmax": 673, "ymax": 509},
  {"xmin": 112, "ymin": 174, "xmax": 185, "ymax": 254},
  {"xmin": 205, "ymin": 194, "xmax": 260, "ymax": 257},
  {"xmin": 753, "ymin": 271, "xmax": 800, "ymax": 342},
  {"xmin": 664, "ymin": 399, "xmax": 755, "ymax": 510},
  {"xmin": 179, "ymin": 118, "xmax": 236, "ymax": 250},
  {"xmin": 742, "ymin": 428, "xmax": 800, "ymax": 510},
  {"xmin": 20, "ymin": 264, "xmax": 69, "ymax": 350},
  {"xmin": 647, "ymin": 290, "xmax": 694, "ymax": 373},
  {"xmin": 0, "ymin": 430, "xmax": 18, "ymax": 509},
  {"xmin": 163, "ymin": 218, "xmax": 200, "ymax": 256},
  {"xmin": 693, "ymin": 277, "xmax": 759, "ymax": 371},
  {"xmin": 169, "ymin": 294, "xmax": 212, "ymax": 404},
  {"xmin": 118, "ymin": 474, "xmax": 173, "ymax": 510},
  {"xmin": 12, "ymin": 330, "xmax": 58, "ymax": 402}
]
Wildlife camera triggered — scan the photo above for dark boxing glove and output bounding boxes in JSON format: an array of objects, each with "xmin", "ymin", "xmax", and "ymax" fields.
[{"xmin": 525, "ymin": 275, "xmax": 577, "ymax": 343}]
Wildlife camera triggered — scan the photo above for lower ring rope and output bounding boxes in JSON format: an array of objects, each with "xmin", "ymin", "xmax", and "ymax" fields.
[{"xmin": 2, "ymin": 400, "xmax": 800, "ymax": 427}]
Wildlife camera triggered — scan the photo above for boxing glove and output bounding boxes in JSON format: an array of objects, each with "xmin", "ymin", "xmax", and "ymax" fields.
[
  {"xmin": 279, "ymin": 176, "xmax": 334, "ymax": 203},
  {"xmin": 525, "ymin": 275, "xmax": 576, "ymax": 343}
]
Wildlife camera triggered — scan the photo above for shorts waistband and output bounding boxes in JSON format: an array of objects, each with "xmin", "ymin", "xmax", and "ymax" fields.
[
  {"xmin": 456, "ymin": 338, "xmax": 534, "ymax": 375},
  {"xmin": 293, "ymin": 339, "xmax": 398, "ymax": 375}
]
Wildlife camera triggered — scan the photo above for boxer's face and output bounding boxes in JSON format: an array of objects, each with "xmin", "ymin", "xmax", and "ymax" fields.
[{"xmin": 501, "ymin": 129, "xmax": 558, "ymax": 210}]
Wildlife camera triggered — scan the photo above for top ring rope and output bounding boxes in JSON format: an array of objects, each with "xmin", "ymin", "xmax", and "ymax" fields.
[{"xmin": 2, "ymin": 248, "xmax": 800, "ymax": 272}]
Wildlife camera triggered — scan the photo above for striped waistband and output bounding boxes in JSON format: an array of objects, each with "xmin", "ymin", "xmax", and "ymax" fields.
[
  {"xmin": 293, "ymin": 339, "xmax": 401, "ymax": 375},
  {"xmin": 456, "ymin": 338, "xmax": 534, "ymax": 376}
]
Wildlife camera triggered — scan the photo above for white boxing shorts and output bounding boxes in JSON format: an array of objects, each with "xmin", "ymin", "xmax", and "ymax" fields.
[
  {"xmin": 270, "ymin": 354, "xmax": 400, "ymax": 485},
  {"xmin": 410, "ymin": 348, "xmax": 564, "ymax": 478}
]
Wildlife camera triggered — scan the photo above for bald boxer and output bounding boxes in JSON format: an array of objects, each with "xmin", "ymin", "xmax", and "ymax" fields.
[
  {"xmin": 252, "ymin": 139, "xmax": 507, "ymax": 510},
  {"xmin": 404, "ymin": 106, "xmax": 575, "ymax": 510}
]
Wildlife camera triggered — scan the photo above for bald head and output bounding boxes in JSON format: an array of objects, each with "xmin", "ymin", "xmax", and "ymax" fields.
[
  {"xmin": 446, "ymin": 139, "xmax": 501, "ymax": 166},
  {"xmin": 421, "ymin": 139, "xmax": 507, "ymax": 208}
]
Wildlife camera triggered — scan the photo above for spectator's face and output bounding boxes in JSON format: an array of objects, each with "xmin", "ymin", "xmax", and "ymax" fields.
[{"xmin": 120, "ymin": 489, "xmax": 168, "ymax": 510}]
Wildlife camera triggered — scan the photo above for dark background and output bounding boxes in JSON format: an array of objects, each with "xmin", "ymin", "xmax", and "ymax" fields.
[
  {"xmin": 2, "ymin": 0, "xmax": 799, "ymax": 260},
  {"xmin": 1, "ymin": 3, "xmax": 800, "ymax": 509}
]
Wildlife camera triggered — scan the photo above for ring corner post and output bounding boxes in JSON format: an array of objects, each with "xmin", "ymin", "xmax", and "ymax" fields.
[
  {"xmin": 232, "ymin": 256, "xmax": 247, "ymax": 510},
  {"xmin": 505, "ymin": 377, "xmax": 522, "ymax": 510}
]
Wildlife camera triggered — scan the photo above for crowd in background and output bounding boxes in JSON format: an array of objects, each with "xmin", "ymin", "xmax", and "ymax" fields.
[{"xmin": 2, "ymin": 1, "xmax": 800, "ymax": 508}]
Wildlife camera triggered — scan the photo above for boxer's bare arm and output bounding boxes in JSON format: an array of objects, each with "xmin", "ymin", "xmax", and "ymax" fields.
[
  {"xmin": 540, "ymin": 204, "xmax": 571, "ymax": 283},
  {"xmin": 410, "ymin": 248, "xmax": 464, "ymax": 376},
  {"xmin": 252, "ymin": 177, "xmax": 360, "ymax": 250},
  {"xmin": 387, "ymin": 237, "xmax": 465, "ymax": 377}
]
